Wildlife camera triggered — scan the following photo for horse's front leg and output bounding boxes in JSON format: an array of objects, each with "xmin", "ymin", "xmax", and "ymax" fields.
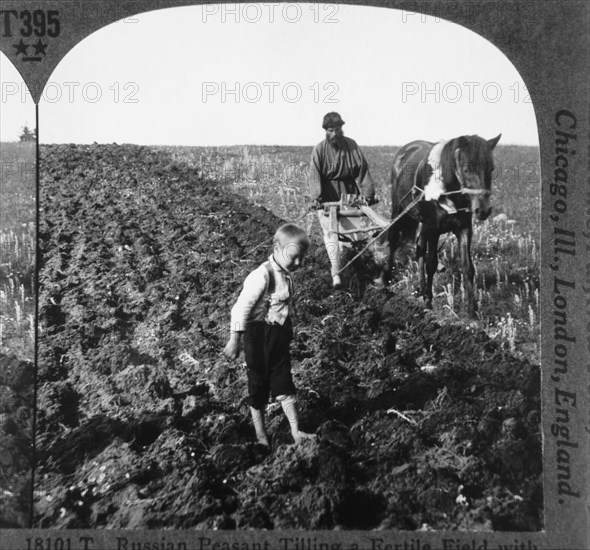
[
  {"xmin": 456, "ymin": 225, "xmax": 476, "ymax": 317},
  {"xmin": 423, "ymin": 231, "xmax": 439, "ymax": 310},
  {"xmin": 415, "ymin": 224, "xmax": 427, "ymax": 298}
]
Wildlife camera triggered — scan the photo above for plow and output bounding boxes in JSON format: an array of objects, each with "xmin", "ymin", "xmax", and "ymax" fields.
[{"xmin": 317, "ymin": 192, "xmax": 424, "ymax": 276}]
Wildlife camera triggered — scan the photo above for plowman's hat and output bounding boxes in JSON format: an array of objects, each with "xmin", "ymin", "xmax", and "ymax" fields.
[{"xmin": 322, "ymin": 112, "xmax": 345, "ymax": 129}]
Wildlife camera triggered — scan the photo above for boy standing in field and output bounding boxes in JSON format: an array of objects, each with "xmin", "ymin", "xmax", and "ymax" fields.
[{"xmin": 224, "ymin": 224, "xmax": 314, "ymax": 446}]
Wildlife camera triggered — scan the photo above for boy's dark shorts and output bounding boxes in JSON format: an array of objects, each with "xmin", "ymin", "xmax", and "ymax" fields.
[{"xmin": 244, "ymin": 320, "xmax": 296, "ymax": 410}]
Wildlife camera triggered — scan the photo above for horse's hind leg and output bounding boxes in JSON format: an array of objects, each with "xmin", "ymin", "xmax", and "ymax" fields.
[{"xmin": 374, "ymin": 227, "xmax": 398, "ymax": 287}]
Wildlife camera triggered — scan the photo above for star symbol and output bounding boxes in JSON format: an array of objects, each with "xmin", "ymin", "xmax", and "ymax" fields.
[
  {"xmin": 33, "ymin": 39, "xmax": 47, "ymax": 56},
  {"xmin": 13, "ymin": 39, "xmax": 28, "ymax": 56}
]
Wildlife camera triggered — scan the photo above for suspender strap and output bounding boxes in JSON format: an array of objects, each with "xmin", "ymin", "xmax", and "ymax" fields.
[
  {"xmin": 264, "ymin": 261, "xmax": 275, "ymax": 294},
  {"xmin": 265, "ymin": 260, "xmax": 294, "ymax": 303}
]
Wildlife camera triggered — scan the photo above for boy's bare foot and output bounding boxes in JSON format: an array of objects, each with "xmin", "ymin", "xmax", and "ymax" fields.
[
  {"xmin": 292, "ymin": 431, "xmax": 316, "ymax": 445},
  {"xmin": 250, "ymin": 406, "xmax": 269, "ymax": 447},
  {"xmin": 332, "ymin": 275, "xmax": 342, "ymax": 290},
  {"xmin": 256, "ymin": 433, "xmax": 270, "ymax": 447}
]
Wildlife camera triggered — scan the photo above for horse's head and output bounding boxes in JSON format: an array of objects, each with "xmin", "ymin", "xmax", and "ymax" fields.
[{"xmin": 443, "ymin": 134, "xmax": 501, "ymax": 220}]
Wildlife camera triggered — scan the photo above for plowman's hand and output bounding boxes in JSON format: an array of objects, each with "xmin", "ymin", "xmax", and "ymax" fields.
[{"xmin": 223, "ymin": 333, "xmax": 242, "ymax": 360}]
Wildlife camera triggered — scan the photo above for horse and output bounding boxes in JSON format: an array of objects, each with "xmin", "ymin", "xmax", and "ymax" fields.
[{"xmin": 384, "ymin": 134, "xmax": 501, "ymax": 317}]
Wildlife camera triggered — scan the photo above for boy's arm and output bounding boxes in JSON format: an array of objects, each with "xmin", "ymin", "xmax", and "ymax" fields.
[
  {"xmin": 230, "ymin": 268, "xmax": 268, "ymax": 332},
  {"xmin": 223, "ymin": 332, "xmax": 242, "ymax": 360},
  {"xmin": 224, "ymin": 268, "xmax": 268, "ymax": 359}
]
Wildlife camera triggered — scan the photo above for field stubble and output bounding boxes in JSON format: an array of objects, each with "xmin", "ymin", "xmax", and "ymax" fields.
[
  {"xmin": 163, "ymin": 143, "xmax": 540, "ymax": 362},
  {"xmin": 0, "ymin": 142, "xmax": 36, "ymax": 359}
]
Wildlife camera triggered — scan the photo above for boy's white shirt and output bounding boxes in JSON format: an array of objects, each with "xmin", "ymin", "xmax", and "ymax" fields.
[{"xmin": 230, "ymin": 255, "xmax": 293, "ymax": 332}]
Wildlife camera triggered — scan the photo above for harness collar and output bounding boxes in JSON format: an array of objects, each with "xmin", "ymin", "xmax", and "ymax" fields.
[{"xmin": 417, "ymin": 141, "xmax": 491, "ymax": 213}]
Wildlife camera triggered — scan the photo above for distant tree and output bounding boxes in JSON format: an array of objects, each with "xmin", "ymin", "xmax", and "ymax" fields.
[{"xmin": 19, "ymin": 126, "xmax": 36, "ymax": 142}]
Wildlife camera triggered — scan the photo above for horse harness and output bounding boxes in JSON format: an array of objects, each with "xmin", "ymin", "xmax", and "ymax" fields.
[{"xmin": 408, "ymin": 154, "xmax": 490, "ymax": 216}]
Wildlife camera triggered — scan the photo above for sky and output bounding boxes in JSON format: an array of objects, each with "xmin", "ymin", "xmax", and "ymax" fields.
[{"xmin": 0, "ymin": 3, "xmax": 538, "ymax": 146}]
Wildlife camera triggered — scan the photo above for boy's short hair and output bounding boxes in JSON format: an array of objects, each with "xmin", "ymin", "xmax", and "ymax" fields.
[{"xmin": 273, "ymin": 223, "xmax": 310, "ymax": 250}]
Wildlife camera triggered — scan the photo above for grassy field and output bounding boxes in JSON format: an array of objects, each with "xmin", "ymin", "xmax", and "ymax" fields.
[
  {"xmin": 0, "ymin": 141, "xmax": 36, "ymax": 361},
  {"xmin": 158, "ymin": 143, "xmax": 541, "ymax": 361}
]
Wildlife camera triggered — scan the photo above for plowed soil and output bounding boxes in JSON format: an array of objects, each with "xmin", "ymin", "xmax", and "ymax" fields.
[
  {"xmin": 35, "ymin": 144, "xmax": 542, "ymax": 530},
  {"xmin": 0, "ymin": 355, "xmax": 33, "ymax": 527}
]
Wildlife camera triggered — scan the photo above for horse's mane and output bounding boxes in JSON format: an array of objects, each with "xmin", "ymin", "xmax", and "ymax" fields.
[{"xmin": 440, "ymin": 135, "xmax": 493, "ymax": 189}]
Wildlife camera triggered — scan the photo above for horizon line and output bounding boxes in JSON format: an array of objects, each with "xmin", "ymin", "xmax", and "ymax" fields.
[{"xmin": 0, "ymin": 140, "xmax": 540, "ymax": 148}]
